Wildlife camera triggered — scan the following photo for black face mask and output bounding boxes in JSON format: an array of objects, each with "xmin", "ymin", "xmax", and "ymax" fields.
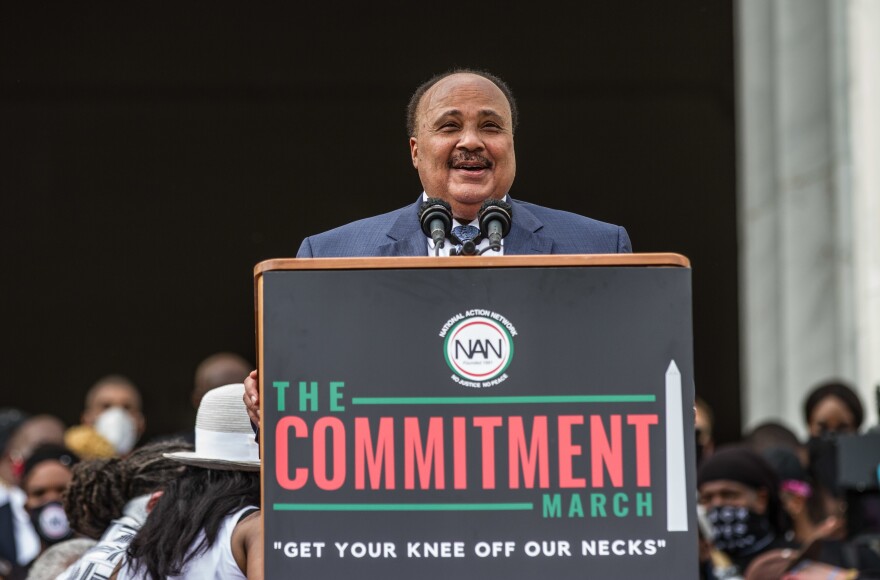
[
  {"xmin": 28, "ymin": 501, "xmax": 73, "ymax": 546},
  {"xmin": 706, "ymin": 504, "xmax": 775, "ymax": 558}
]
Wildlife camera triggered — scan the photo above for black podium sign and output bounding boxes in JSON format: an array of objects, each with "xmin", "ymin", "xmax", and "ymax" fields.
[{"xmin": 257, "ymin": 256, "xmax": 697, "ymax": 579}]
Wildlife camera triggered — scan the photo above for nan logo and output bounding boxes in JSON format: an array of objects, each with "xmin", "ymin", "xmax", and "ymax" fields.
[{"xmin": 439, "ymin": 309, "xmax": 517, "ymax": 388}]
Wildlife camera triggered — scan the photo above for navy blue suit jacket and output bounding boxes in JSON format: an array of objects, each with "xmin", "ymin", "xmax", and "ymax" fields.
[{"xmin": 296, "ymin": 197, "xmax": 631, "ymax": 257}]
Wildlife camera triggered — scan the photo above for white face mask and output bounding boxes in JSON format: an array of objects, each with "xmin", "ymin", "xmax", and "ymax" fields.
[{"xmin": 94, "ymin": 407, "xmax": 138, "ymax": 455}]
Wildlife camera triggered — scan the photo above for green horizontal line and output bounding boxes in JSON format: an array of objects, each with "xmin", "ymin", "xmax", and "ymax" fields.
[
  {"xmin": 273, "ymin": 503, "xmax": 533, "ymax": 512},
  {"xmin": 351, "ymin": 395, "xmax": 655, "ymax": 405}
]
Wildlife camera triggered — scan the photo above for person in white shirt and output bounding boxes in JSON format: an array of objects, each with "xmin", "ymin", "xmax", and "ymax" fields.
[
  {"xmin": 58, "ymin": 440, "xmax": 192, "ymax": 580},
  {"xmin": 117, "ymin": 384, "xmax": 262, "ymax": 580}
]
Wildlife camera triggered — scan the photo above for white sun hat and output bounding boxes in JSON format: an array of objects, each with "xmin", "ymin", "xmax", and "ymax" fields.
[{"xmin": 164, "ymin": 383, "xmax": 260, "ymax": 471}]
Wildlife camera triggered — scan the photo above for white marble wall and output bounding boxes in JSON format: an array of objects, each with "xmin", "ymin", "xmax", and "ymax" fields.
[
  {"xmin": 737, "ymin": 0, "xmax": 879, "ymax": 435},
  {"xmin": 848, "ymin": 0, "xmax": 880, "ymax": 428}
]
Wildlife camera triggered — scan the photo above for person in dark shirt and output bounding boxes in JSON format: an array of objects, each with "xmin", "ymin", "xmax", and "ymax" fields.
[{"xmin": 698, "ymin": 446, "xmax": 797, "ymax": 577}]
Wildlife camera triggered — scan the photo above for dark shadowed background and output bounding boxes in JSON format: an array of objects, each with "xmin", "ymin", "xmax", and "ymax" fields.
[{"xmin": 0, "ymin": 2, "xmax": 739, "ymax": 443}]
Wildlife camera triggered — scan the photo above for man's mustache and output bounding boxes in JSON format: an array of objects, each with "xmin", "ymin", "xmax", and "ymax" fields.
[{"xmin": 448, "ymin": 153, "xmax": 493, "ymax": 169}]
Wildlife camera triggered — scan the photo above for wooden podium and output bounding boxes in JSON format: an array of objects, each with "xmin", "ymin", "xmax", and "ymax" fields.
[{"xmin": 254, "ymin": 254, "xmax": 696, "ymax": 579}]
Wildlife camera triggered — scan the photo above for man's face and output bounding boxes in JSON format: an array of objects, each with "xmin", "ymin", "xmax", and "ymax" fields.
[
  {"xmin": 81, "ymin": 383, "xmax": 145, "ymax": 436},
  {"xmin": 410, "ymin": 73, "xmax": 516, "ymax": 221},
  {"xmin": 698, "ymin": 479, "xmax": 768, "ymax": 514}
]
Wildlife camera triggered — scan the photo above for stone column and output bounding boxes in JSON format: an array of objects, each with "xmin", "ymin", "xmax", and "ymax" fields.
[
  {"xmin": 848, "ymin": 0, "xmax": 880, "ymax": 428},
  {"xmin": 736, "ymin": 0, "xmax": 879, "ymax": 435}
]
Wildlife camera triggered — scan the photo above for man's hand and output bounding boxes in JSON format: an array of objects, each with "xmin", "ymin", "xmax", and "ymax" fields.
[{"xmin": 244, "ymin": 370, "xmax": 260, "ymax": 428}]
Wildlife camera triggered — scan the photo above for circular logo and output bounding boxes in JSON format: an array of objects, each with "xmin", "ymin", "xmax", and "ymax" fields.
[
  {"xmin": 444, "ymin": 316, "xmax": 514, "ymax": 381},
  {"xmin": 37, "ymin": 503, "xmax": 71, "ymax": 541}
]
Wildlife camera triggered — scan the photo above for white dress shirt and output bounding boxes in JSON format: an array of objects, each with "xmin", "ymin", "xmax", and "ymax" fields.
[
  {"xmin": 0, "ymin": 484, "xmax": 39, "ymax": 565},
  {"xmin": 422, "ymin": 193, "xmax": 506, "ymax": 256}
]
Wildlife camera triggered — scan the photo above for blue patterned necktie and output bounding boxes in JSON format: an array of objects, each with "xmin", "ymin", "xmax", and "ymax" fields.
[
  {"xmin": 452, "ymin": 224, "xmax": 480, "ymax": 243},
  {"xmin": 450, "ymin": 224, "xmax": 481, "ymax": 255}
]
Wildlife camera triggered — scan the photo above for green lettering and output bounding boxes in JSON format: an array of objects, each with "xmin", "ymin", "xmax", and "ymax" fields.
[
  {"xmin": 272, "ymin": 381, "xmax": 289, "ymax": 412},
  {"xmin": 590, "ymin": 493, "xmax": 607, "ymax": 517},
  {"xmin": 636, "ymin": 492, "xmax": 652, "ymax": 517},
  {"xmin": 568, "ymin": 493, "xmax": 584, "ymax": 518},
  {"xmin": 542, "ymin": 494, "xmax": 562, "ymax": 518},
  {"xmin": 330, "ymin": 381, "xmax": 345, "ymax": 411},
  {"xmin": 299, "ymin": 381, "xmax": 319, "ymax": 412}
]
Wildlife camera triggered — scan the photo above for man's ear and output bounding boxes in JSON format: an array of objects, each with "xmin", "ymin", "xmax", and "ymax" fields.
[{"xmin": 409, "ymin": 136, "xmax": 419, "ymax": 169}]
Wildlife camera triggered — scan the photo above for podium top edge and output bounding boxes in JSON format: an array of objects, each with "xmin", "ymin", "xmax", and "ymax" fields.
[{"xmin": 253, "ymin": 253, "xmax": 690, "ymax": 276}]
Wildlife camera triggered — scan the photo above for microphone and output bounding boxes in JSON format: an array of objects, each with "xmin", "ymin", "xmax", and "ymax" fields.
[
  {"xmin": 478, "ymin": 199, "xmax": 513, "ymax": 252},
  {"xmin": 457, "ymin": 238, "xmax": 478, "ymax": 256},
  {"xmin": 418, "ymin": 198, "xmax": 453, "ymax": 255}
]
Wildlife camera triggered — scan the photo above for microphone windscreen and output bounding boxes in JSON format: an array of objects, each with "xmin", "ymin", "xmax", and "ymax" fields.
[
  {"xmin": 418, "ymin": 198, "xmax": 453, "ymax": 238},
  {"xmin": 478, "ymin": 199, "xmax": 513, "ymax": 237}
]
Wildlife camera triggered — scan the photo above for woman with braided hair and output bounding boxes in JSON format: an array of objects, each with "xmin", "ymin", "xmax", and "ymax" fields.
[
  {"xmin": 57, "ymin": 439, "xmax": 192, "ymax": 580},
  {"xmin": 116, "ymin": 384, "xmax": 262, "ymax": 580}
]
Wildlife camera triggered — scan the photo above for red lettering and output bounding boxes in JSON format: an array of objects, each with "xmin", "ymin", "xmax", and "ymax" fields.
[
  {"xmin": 591, "ymin": 415, "xmax": 623, "ymax": 488},
  {"xmin": 313, "ymin": 417, "xmax": 346, "ymax": 490},
  {"xmin": 628, "ymin": 414, "xmax": 658, "ymax": 487},
  {"xmin": 354, "ymin": 417, "xmax": 395, "ymax": 490},
  {"xmin": 453, "ymin": 417, "xmax": 467, "ymax": 489},
  {"xmin": 275, "ymin": 416, "xmax": 308, "ymax": 490},
  {"xmin": 473, "ymin": 417, "xmax": 502, "ymax": 489},
  {"xmin": 508, "ymin": 416, "xmax": 549, "ymax": 489},
  {"xmin": 404, "ymin": 417, "xmax": 445, "ymax": 489},
  {"xmin": 558, "ymin": 415, "xmax": 586, "ymax": 488}
]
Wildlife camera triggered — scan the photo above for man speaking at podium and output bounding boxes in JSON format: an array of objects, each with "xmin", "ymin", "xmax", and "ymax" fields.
[
  {"xmin": 295, "ymin": 69, "xmax": 632, "ymax": 258},
  {"xmin": 245, "ymin": 68, "xmax": 631, "ymax": 422}
]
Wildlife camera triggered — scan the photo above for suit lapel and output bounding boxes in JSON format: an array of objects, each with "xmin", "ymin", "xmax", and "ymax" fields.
[
  {"xmin": 376, "ymin": 198, "xmax": 426, "ymax": 257},
  {"xmin": 504, "ymin": 198, "xmax": 552, "ymax": 255}
]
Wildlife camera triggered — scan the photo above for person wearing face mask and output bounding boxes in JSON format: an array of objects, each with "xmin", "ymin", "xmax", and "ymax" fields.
[
  {"xmin": 1, "ymin": 412, "xmax": 69, "ymax": 580},
  {"xmin": 67, "ymin": 375, "xmax": 145, "ymax": 458},
  {"xmin": 698, "ymin": 446, "xmax": 797, "ymax": 578},
  {"xmin": 19, "ymin": 444, "xmax": 79, "ymax": 569}
]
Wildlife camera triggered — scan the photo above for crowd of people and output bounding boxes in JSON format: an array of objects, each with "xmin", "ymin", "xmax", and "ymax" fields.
[
  {"xmin": 3, "ymin": 369, "xmax": 877, "ymax": 579},
  {"xmin": 3, "ymin": 70, "xmax": 878, "ymax": 579},
  {"xmin": 0, "ymin": 352, "xmax": 256, "ymax": 579},
  {"xmin": 697, "ymin": 381, "xmax": 880, "ymax": 579}
]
